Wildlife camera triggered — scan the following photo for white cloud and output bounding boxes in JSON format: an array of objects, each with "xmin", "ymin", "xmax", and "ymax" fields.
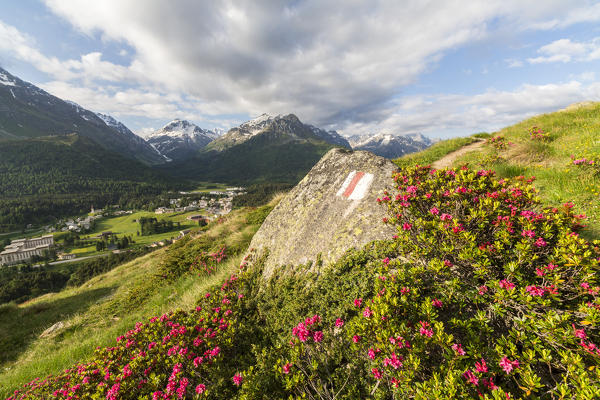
[
  {"xmin": 528, "ymin": 37, "xmax": 600, "ymax": 64},
  {"xmin": 341, "ymin": 80, "xmax": 600, "ymax": 138},
  {"xmin": 2, "ymin": 1, "xmax": 600, "ymax": 136},
  {"xmin": 39, "ymin": 0, "xmax": 600, "ymax": 128}
]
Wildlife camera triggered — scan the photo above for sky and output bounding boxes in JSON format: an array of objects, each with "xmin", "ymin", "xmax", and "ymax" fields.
[{"xmin": 1, "ymin": 1, "xmax": 600, "ymax": 139}]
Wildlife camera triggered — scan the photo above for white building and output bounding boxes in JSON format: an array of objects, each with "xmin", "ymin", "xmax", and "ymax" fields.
[{"xmin": 0, "ymin": 235, "xmax": 54, "ymax": 266}]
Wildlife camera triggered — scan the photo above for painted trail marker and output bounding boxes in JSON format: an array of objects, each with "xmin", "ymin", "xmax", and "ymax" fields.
[{"xmin": 336, "ymin": 170, "xmax": 374, "ymax": 200}]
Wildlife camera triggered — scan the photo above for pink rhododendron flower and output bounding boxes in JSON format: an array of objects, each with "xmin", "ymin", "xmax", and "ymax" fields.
[
  {"xmin": 499, "ymin": 280, "xmax": 515, "ymax": 290},
  {"xmin": 232, "ymin": 373, "xmax": 243, "ymax": 386},
  {"xmin": 400, "ymin": 287, "xmax": 410, "ymax": 294},
  {"xmin": 282, "ymin": 363, "xmax": 291, "ymax": 374},
  {"xmin": 499, "ymin": 357, "xmax": 520, "ymax": 373},
  {"xmin": 526, "ymin": 285, "xmax": 545, "ymax": 296},
  {"xmin": 368, "ymin": 348, "xmax": 376, "ymax": 360},
  {"xmin": 313, "ymin": 331, "xmax": 323, "ymax": 343},
  {"xmin": 432, "ymin": 299, "xmax": 443, "ymax": 308},
  {"xmin": 335, "ymin": 318, "xmax": 344, "ymax": 327},
  {"xmin": 440, "ymin": 213, "xmax": 453, "ymax": 221},
  {"xmin": 573, "ymin": 324, "xmax": 587, "ymax": 339},
  {"xmin": 430, "ymin": 207, "xmax": 440, "ymax": 215},
  {"xmin": 353, "ymin": 298, "xmax": 363, "ymax": 307},
  {"xmin": 521, "ymin": 230, "xmax": 536, "ymax": 238},
  {"xmin": 371, "ymin": 368, "xmax": 382, "ymax": 380},
  {"xmin": 451, "ymin": 343, "xmax": 465, "ymax": 355},
  {"xmin": 383, "ymin": 352, "xmax": 403, "ymax": 369},
  {"xmin": 363, "ymin": 307, "xmax": 373, "ymax": 318},
  {"xmin": 478, "ymin": 285, "xmax": 488, "ymax": 295},
  {"xmin": 352, "ymin": 335, "xmax": 361, "ymax": 343},
  {"xmin": 195, "ymin": 384, "xmax": 206, "ymax": 394},
  {"xmin": 419, "ymin": 321, "xmax": 433, "ymax": 337},
  {"xmin": 402, "ymin": 223, "xmax": 412, "ymax": 230},
  {"xmin": 462, "ymin": 369, "xmax": 478, "ymax": 386},
  {"xmin": 475, "ymin": 358, "xmax": 488, "ymax": 373}
]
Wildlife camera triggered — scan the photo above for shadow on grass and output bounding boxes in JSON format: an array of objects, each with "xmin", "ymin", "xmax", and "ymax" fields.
[{"xmin": 0, "ymin": 286, "xmax": 116, "ymax": 366}]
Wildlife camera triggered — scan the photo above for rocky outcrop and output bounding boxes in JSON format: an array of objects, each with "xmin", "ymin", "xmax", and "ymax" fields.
[{"xmin": 249, "ymin": 148, "xmax": 398, "ymax": 278}]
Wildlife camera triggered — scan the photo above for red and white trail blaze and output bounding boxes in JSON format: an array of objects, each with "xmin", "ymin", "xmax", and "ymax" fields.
[{"xmin": 336, "ymin": 170, "xmax": 374, "ymax": 200}]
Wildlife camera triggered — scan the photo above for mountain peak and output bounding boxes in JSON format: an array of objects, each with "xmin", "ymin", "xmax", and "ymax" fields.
[
  {"xmin": 349, "ymin": 132, "xmax": 432, "ymax": 158},
  {"xmin": 147, "ymin": 119, "xmax": 220, "ymax": 161}
]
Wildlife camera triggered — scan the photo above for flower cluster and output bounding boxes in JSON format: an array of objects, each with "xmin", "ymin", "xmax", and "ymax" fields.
[
  {"xmin": 486, "ymin": 135, "xmax": 511, "ymax": 150},
  {"xmin": 528, "ymin": 126, "xmax": 550, "ymax": 141},
  {"xmin": 8, "ymin": 255, "xmax": 253, "ymax": 400}
]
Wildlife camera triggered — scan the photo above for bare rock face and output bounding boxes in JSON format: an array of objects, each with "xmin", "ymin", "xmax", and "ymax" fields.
[{"xmin": 249, "ymin": 148, "xmax": 398, "ymax": 278}]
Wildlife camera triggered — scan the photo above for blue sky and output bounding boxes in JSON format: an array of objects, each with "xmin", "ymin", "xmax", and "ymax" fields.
[{"xmin": 1, "ymin": 0, "xmax": 600, "ymax": 139}]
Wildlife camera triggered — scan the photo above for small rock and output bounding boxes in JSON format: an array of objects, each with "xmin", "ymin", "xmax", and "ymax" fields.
[{"xmin": 39, "ymin": 321, "xmax": 65, "ymax": 338}]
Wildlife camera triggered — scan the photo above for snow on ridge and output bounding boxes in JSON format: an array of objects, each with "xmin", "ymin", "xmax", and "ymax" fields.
[
  {"xmin": 0, "ymin": 72, "xmax": 16, "ymax": 87},
  {"xmin": 97, "ymin": 112, "xmax": 120, "ymax": 128},
  {"xmin": 150, "ymin": 119, "xmax": 218, "ymax": 140}
]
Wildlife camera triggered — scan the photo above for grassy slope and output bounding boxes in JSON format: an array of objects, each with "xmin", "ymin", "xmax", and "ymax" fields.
[
  {"xmin": 393, "ymin": 135, "xmax": 480, "ymax": 168},
  {"xmin": 422, "ymin": 102, "xmax": 600, "ymax": 235},
  {"xmin": 0, "ymin": 202, "xmax": 273, "ymax": 396}
]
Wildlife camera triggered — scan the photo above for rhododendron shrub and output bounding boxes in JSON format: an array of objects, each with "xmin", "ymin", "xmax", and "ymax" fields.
[
  {"xmin": 486, "ymin": 135, "xmax": 510, "ymax": 150},
  {"xmin": 355, "ymin": 165, "xmax": 599, "ymax": 398},
  {"xmin": 277, "ymin": 165, "xmax": 600, "ymax": 399},
  {"xmin": 529, "ymin": 126, "xmax": 550, "ymax": 141},
  {"xmin": 7, "ymin": 256, "xmax": 251, "ymax": 400}
]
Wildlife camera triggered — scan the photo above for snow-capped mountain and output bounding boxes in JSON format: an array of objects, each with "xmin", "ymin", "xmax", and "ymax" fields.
[
  {"xmin": 147, "ymin": 119, "xmax": 221, "ymax": 161},
  {"xmin": 209, "ymin": 113, "xmax": 351, "ymax": 151},
  {"xmin": 349, "ymin": 133, "xmax": 432, "ymax": 159},
  {"xmin": 0, "ymin": 67, "xmax": 164, "ymax": 165}
]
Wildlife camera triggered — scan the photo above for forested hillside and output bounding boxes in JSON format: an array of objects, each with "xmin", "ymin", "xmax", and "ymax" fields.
[{"xmin": 0, "ymin": 134, "xmax": 180, "ymax": 230}]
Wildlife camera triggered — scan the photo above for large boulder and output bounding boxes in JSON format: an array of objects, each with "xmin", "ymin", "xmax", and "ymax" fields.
[{"xmin": 249, "ymin": 148, "xmax": 398, "ymax": 278}]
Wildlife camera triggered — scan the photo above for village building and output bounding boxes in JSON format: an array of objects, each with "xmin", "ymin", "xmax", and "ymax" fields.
[{"xmin": 0, "ymin": 235, "xmax": 54, "ymax": 266}]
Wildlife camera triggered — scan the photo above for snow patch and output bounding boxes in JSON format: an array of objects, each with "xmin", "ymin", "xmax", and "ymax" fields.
[{"xmin": 0, "ymin": 72, "xmax": 16, "ymax": 86}]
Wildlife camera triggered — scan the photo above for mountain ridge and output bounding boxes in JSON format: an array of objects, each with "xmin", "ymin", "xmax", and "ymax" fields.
[{"xmin": 0, "ymin": 67, "xmax": 164, "ymax": 165}]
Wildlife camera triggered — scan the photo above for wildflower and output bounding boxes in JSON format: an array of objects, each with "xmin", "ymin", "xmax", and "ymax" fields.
[
  {"xmin": 478, "ymin": 285, "xmax": 488, "ymax": 295},
  {"xmin": 402, "ymin": 223, "xmax": 412, "ymax": 230},
  {"xmin": 419, "ymin": 321, "xmax": 433, "ymax": 337},
  {"xmin": 335, "ymin": 318, "xmax": 344, "ymax": 327},
  {"xmin": 572, "ymin": 324, "xmax": 587, "ymax": 339},
  {"xmin": 282, "ymin": 363, "xmax": 292, "ymax": 374},
  {"xmin": 232, "ymin": 373, "xmax": 243, "ymax": 386},
  {"xmin": 382, "ymin": 257, "xmax": 390, "ymax": 265},
  {"xmin": 400, "ymin": 287, "xmax": 410, "ymax": 294},
  {"xmin": 383, "ymin": 352, "xmax": 403, "ymax": 369},
  {"xmin": 195, "ymin": 384, "xmax": 206, "ymax": 394},
  {"xmin": 363, "ymin": 307, "xmax": 373, "ymax": 318},
  {"xmin": 475, "ymin": 358, "xmax": 488, "ymax": 373},
  {"xmin": 440, "ymin": 213, "xmax": 453, "ymax": 221},
  {"xmin": 462, "ymin": 369, "xmax": 478, "ymax": 386},
  {"xmin": 526, "ymin": 285, "xmax": 545, "ymax": 297},
  {"xmin": 354, "ymin": 298, "xmax": 363, "ymax": 307},
  {"xmin": 499, "ymin": 280, "xmax": 515, "ymax": 290},
  {"xmin": 534, "ymin": 237, "xmax": 547, "ymax": 247},
  {"xmin": 452, "ymin": 343, "xmax": 465, "ymax": 355},
  {"xmin": 313, "ymin": 331, "xmax": 323, "ymax": 343},
  {"xmin": 499, "ymin": 357, "xmax": 519, "ymax": 373},
  {"xmin": 368, "ymin": 348, "xmax": 376, "ymax": 360},
  {"xmin": 521, "ymin": 230, "xmax": 536, "ymax": 238},
  {"xmin": 371, "ymin": 368, "xmax": 382, "ymax": 380},
  {"xmin": 352, "ymin": 335, "xmax": 361, "ymax": 343},
  {"xmin": 430, "ymin": 207, "xmax": 440, "ymax": 215},
  {"xmin": 432, "ymin": 298, "xmax": 443, "ymax": 308}
]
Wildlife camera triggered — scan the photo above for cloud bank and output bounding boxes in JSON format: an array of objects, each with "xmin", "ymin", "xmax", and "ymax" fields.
[{"xmin": 3, "ymin": 1, "xmax": 600, "ymax": 136}]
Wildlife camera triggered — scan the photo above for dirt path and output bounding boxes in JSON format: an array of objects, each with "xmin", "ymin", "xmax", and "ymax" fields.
[{"xmin": 432, "ymin": 140, "xmax": 485, "ymax": 169}]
